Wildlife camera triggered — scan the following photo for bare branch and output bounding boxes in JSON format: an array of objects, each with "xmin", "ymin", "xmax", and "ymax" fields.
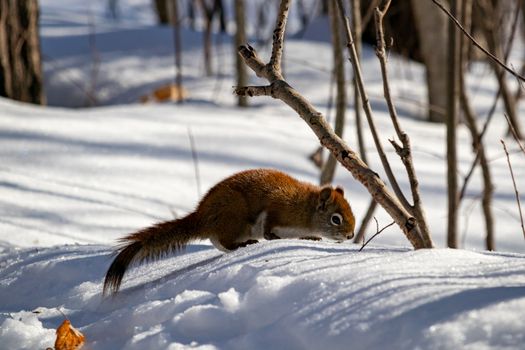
[
  {"xmin": 500, "ymin": 140, "xmax": 525, "ymax": 240},
  {"xmin": 430, "ymin": 0, "xmax": 525, "ymax": 83},
  {"xmin": 268, "ymin": 0, "xmax": 290, "ymax": 78},
  {"xmin": 334, "ymin": 0, "xmax": 412, "ymax": 212},
  {"xmin": 459, "ymin": 71, "xmax": 495, "ymax": 250},
  {"xmin": 237, "ymin": 45, "xmax": 274, "ymax": 80},
  {"xmin": 459, "ymin": 97, "xmax": 498, "ymax": 202},
  {"xmin": 373, "ymin": 2, "xmax": 432, "ymax": 248},
  {"xmin": 234, "ymin": 85, "xmax": 273, "ymax": 97}
]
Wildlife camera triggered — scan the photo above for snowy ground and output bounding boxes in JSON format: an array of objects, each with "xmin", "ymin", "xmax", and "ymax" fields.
[
  {"xmin": 1, "ymin": 0, "xmax": 525, "ymax": 349},
  {"xmin": 2, "ymin": 243, "xmax": 525, "ymax": 350}
]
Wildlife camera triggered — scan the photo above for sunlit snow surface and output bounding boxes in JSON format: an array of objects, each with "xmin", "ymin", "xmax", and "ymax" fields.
[
  {"xmin": 1, "ymin": 0, "xmax": 525, "ymax": 349},
  {"xmin": 1, "ymin": 243, "xmax": 524, "ymax": 349}
]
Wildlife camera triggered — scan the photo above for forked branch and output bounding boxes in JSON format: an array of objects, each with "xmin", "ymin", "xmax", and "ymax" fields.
[
  {"xmin": 372, "ymin": 1, "xmax": 432, "ymax": 247},
  {"xmin": 334, "ymin": 0, "xmax": 411, "ymax": 212},
  {"xmin": 359, "ymin": 218, "xmax": 395, "ymax": 252}
]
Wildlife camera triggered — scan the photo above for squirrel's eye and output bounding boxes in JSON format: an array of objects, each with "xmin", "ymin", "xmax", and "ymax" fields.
[{"xmin": 330, "ymin": 213, "xmax": 343, "ymax": 226}]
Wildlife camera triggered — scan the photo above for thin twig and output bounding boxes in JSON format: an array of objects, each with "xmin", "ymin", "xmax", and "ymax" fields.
[
  {"xmin": 458, "ymin": 87, "xmax": 499, "ymax": 201},
  {"xmin": 477, "ymin": 0, "xmax": 523, "ymax": 140},
  {"xmin": 56, "ymin": 307, "xmax": 69, "ymax": 320},
  {"xmin": 430, "ymin": 0, "xmax": 525, "ymax": 82},
  {"xmin": 500, "ymin": 140, "xmax": 525, "ymax": 239},
  {"xmin": 42, "ymin": 55, "xmax": 98, "ymax": 105},
  {"xmin": 504, "ymin": 114, "xmax": 525, "ymax": 156},
  {"xmin": 460, "ymin": 196, "xmax": 480, "ymax": 248},
  {"xmin": 187, "ymin": 126, "xmax": 201, "ymax": 199},
  {"xmin": 359, "ymin": 218, "xmax": 395, "ymax": 251},
  {"xmin": 459, "ymin": 64, "xmax": 495, "ymax": 250}
]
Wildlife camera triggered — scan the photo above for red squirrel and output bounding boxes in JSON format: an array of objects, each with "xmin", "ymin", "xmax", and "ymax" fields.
[{"xmin": 103, "ymin": 169, "xmax": 355, "ymax": 294}]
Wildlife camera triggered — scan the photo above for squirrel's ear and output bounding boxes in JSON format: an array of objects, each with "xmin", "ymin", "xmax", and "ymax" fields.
[
  {"xmin": 335, "ymin": 186, "xmax": 344, "ymax": 196},
  {"xmin": 318, "ymin": 186, "xmax": 333, "ymax": 210}
]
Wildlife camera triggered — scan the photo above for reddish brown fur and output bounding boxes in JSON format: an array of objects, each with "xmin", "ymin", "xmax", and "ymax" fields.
[{"xmin": 103, "ymin": 169, "xmax": 355, "ymax": 295}]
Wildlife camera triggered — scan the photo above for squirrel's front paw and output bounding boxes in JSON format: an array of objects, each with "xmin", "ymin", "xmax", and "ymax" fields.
[
  {"xmin": 237, "ymin": 239, "xmax": 259, "ymax": 248},
  {"xmin": 300, "ymin": 236, "xmax": 322, "ymax": 241}
]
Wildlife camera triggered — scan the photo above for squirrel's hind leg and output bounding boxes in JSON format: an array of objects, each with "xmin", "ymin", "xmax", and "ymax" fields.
[
  {"xmin": 209, "ymin": 209, "xmax": 256, "ymax": 251},
  {"xmin": 224, "ymin": 239, "xmax": 259, "ymax": 250}
]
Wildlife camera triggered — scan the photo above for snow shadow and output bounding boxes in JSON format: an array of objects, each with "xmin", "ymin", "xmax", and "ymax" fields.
[{"xmin": 367, "ymin": 286, "xmax": 525, "ymax": 349}]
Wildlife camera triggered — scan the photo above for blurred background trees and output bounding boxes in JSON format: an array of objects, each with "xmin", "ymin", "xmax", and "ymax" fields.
[
  {"xmin": 0, "ymin": 0, "xmax": 45, "ymax": 105},
  {"xmin": 1, "ymin": 0, "xmax": 523, "ymax": 250}
]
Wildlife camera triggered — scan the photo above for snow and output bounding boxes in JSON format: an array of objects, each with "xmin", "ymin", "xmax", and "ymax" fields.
[
  {"xmin": 1, "ymin": 244, "xmax": 525, "ymax": 349},
  {"xmin": 1, "ymin": 0, "xmax": 525, "ymax": 349}
]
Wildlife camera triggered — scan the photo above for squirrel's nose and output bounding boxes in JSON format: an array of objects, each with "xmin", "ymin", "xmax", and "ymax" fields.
[{"xmin": 346, "ymin": 231, "xmax": 354, "ymax": 240}]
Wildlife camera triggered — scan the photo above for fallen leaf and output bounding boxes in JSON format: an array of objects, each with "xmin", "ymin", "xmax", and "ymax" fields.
[
  {"xmin": 54, "ymin": 319, "xmax": 85, "ymax": 350},
  {"xmin": 140, "ymin": 84, "xmax": 188, "ymax": 103}
]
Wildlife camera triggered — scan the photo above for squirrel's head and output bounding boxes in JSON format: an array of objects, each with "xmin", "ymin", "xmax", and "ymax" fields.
[{"xmin": 313, "ymin": 186, "xmax": 355, "ymax": 241}]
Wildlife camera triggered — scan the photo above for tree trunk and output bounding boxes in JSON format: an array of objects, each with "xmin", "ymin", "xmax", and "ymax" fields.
[
  {"xmin": 198, "ymin": 0, "xmax": 220, "ymax": 76},
  {"xmin": 0, "ymin": 0, "xmax": 45, "ymax": 105},
  {"xmin": 154, "ymin": 0, "xmax": 169, "ymax": 24},
  {"xmin": 351, "ymin": 0, "xmax": 365, "ymax": 163},
  {"xmin": 320, "ymin": 0, "xmax": 346, "ymax": 185},
  {"xmin": 169, "ymin": 0, "xmax": 183, "ymax": 103},
  {"xmin": 188, "ymin": 1, "xmax": 197, "ymax": 30},
  {"xmin": 320, "ymin": 0, "xmax": 329, "ymax": 15},
  {"xmin": 410, "ymin": 0, "xmax": 448, "ymax": 122},
  {"xmin": 234, "ymin": 0, "xmax": 248, "ymax": 107},
  {"xmin": 108, "ymin": 0, "xmax": 119, "ymax": 19},
  {"xmin": 446, "ymin": 0, "xmax": 461, "ymax": 248},
  {"xmin": 202, "ymin": 9, "xmax": 213, "ymax": 76},
  {"xmin": 215, "ymin": 0, "xmax": 226, "ymax": 33}
]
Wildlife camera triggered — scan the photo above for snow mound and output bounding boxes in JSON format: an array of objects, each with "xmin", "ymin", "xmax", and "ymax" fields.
[{"xmin": 1, "ymin": 242, "xmax": 524, "ymax": 349}]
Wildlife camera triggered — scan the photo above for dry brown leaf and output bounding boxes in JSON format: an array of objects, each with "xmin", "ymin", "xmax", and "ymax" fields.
[
  {"xmin": 140, "ymin": 84, "xmax": 188, "ymax": 103},
  {"xmin": 54, "ymin": 319, "xmax": 85, "ymax": 350}
]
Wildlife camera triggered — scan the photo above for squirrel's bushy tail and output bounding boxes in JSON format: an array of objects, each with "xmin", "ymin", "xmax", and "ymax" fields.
[{"xmin": 103, "ymin": 213, "xmax": 199, "ymax": 295}]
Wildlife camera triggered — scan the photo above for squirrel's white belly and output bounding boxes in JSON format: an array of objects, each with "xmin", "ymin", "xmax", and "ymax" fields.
[
  {"xmin": 273, "ymin": 227, "xmax": 323, "ymax": 239},
  {"xmin": 249, "ymin": 211, "xmax": 267, "ymax": 239},
  {"xmin": 251, "ymin": 211, "xmax": 323, "ymax": 239},
  {"xmin": 209, "ymin": 211, "xmax": 323, "ymax": 251}
]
